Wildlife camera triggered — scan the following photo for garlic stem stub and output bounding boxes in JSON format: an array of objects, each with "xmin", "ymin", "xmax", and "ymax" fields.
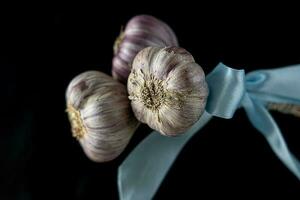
[
  {"xmin": 267, "ymin": 103, "xmax": 300, "ymax": 117},
  {"xmin": 112, "ymin": 15, "xmax": 178, "ymax": 83},
  {"xmin": 128, "ymin": 46, "xmax": 208, "ymax": 136},
  {"xmin": 66, "ymin": 71, "xmax": 139, "ymax": 162}
]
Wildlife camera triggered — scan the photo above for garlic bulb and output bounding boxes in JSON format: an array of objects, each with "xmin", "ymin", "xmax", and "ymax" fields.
[
  {"xmin": 66, "ymin": 71, "xmax": 139, "ymax": 162},
  {"xmin": 112, "ymin": 15, "xmax": 178, "ymax": 83},
  {"xmin": 127, "ymin": 46, "xmax": 208, "ymax": 136}
]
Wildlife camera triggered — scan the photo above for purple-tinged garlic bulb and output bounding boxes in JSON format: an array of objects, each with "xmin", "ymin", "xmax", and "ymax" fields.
[
  {"xmin": 66, "ymin": 71, "xmax": 139, "ymax": 162},
  {"xmin": 127, "ymin": 46, "xmax": 208, "ymax": 136},
  {"xmin": 112, "ymin": 15, "xmax": 178, "ymax": 83}
]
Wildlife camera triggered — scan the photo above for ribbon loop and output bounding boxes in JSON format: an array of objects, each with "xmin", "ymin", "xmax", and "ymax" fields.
[
  {"xmin": 246, "ymin": 65, "xmax": 300, "ymax": 105},
  {"xmin": 206, "ymin": 63, "xmax": 245, "ymax": 119}
]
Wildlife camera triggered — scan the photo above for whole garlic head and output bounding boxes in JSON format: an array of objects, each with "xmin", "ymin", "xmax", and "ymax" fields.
[
  {"xmin": 112, "ymin": 15, "xmax": 178, "ymax": 83},
  {"xmin": 66, "ymin": 71, "xmax": 139, "ymax": 162},
  {"xmin": 127, "ymin": 47, "xmax": 208, "ymax": 136}
]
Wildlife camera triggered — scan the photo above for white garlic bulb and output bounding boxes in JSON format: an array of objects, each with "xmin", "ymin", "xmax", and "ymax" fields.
[
  {"xmin": 66, "ymin": 71, "xmax": 139, "ymax": 162},
  {"xmin": 112, "ymin": 15, "xmax": 178, "ymax": 83},
  {"xmin": 127, "ymin": 46, "xmax": 208, "ymax": 136}
]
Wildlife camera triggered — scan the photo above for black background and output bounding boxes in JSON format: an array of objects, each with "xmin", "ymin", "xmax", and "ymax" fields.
[{"xmin": 1, "ymin": 3, "xmax": 300, "ymax": 199}]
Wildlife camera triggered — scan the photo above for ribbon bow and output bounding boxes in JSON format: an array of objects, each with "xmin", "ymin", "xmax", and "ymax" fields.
[{"xmin": 118, "ymin": 63, "xmax": 300, "ymax": 200}]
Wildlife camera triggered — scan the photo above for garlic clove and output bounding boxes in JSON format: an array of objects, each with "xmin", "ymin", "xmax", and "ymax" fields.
[
  {"xmin": 66, "ymin": 71, "xmax": 139, "ymax": 162},
  {"xmin": 128, "ymin": 47, "xmax": 208, "ymax": 136},
  {"xmin": 112, "ymin": 15, "xmax": 178, "ymax": 83}
]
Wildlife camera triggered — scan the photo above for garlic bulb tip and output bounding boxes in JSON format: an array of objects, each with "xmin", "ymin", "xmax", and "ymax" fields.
[{"xmin": 66, "ymin": 103, "xmax": 86, "ymax": 140}]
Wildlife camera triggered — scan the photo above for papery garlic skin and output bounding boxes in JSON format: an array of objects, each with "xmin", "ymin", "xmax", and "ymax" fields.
[
  {"xmin": 66, "ymin": 71, "xmax": 139, "ymax": 162},
  {"xmin": 127, "ymin": 47, "xmax": 208, "ymax": 136},
  {"xmin": 112, "ymin": 15, "xmax": 178, "ymax": 83}
]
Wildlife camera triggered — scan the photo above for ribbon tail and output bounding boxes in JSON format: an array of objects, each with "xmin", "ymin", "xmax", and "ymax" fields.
[
  {"xmin": 118, "ymin": 112, "xmax": 212, "ymax": 200},
  {"xmin": 242, "ymin": 93, "xmax": 300, "ymax": 180}
]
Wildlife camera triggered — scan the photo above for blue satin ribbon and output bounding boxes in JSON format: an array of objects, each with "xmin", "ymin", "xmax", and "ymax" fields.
[{"xmin": 118, "ymin": 63, "xmax": 300, "ymax": 200}]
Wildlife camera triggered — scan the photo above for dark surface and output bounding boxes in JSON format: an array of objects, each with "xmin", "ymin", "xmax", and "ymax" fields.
[{"xmin": 1, "ymin": 4, "xmax": 300, "ymax": 199}]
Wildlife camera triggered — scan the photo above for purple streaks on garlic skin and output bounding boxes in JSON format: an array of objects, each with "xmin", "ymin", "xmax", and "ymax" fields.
[
  {"xmin": 127, "ymin": 47, "xmax": 209, "ymax": 136},
  {"xmin": 112, "ymin": 15, "xmax": 178, "ymax": 83},
  {"xmin": 66, "ymin": 71, "xmax": 139, "ymax": 162}
]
